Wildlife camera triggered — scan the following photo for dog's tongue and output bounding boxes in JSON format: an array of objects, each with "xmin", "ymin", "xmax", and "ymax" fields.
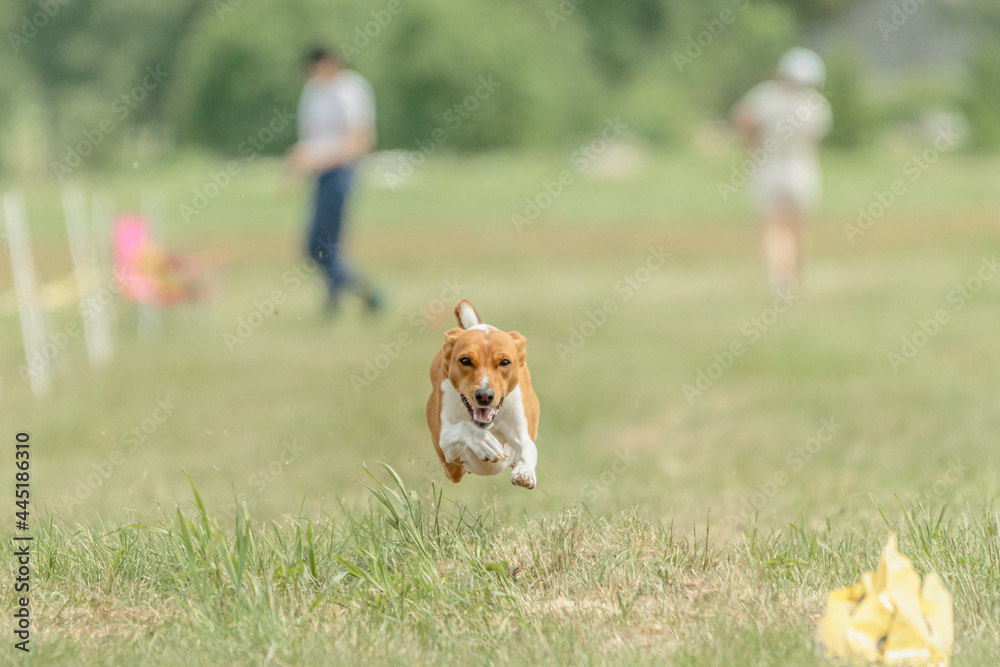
[{"xmin": 474, "ymin": 406, "xmax": 491, "ymax": 423}]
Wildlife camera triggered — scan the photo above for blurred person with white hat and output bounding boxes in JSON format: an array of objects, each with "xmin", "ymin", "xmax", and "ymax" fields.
[{"xmin": 732, "ymin": 47, "xmax": 832, "ymax": 293}]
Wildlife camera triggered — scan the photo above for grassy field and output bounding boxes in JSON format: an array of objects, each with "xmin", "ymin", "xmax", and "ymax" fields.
[{"xmin": 1, "ymin": 143, "xmax": 999, "ymax": 664}]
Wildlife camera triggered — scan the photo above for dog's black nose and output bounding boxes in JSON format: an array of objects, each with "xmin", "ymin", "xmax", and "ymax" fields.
[{"xmin": 474, "ymin": 388, "xmax": 494, "ymax": 406}]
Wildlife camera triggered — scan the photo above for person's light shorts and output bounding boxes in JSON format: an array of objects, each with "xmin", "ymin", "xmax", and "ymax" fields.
[{"xmin": 752, "ymin": 159, "xmax": 820, "ymax": 216}]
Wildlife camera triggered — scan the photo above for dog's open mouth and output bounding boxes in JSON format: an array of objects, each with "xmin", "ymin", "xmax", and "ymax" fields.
[{"xmin": 461, "ymin": 395, "xmax": 504, "ymax": 427}]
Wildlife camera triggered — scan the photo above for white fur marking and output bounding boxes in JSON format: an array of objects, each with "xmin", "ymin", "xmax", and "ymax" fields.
[
  {"xmin": 458, "ymin": 303, "xmax": 480, "ymax": 329},
  {"xmin": 438, "ymin": 380, "xmax": 512, "ymax": 475}
]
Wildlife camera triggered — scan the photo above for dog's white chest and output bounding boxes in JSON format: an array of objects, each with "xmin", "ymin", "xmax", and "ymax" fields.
[{"xmin": 438, "ymin": 381, "xmax": 519, "ymax": 476}]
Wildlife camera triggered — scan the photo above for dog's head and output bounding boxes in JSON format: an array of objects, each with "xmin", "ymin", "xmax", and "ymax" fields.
[{"xmin": 442, "ymin": 326, "xmax": 526, "ymax": 428}]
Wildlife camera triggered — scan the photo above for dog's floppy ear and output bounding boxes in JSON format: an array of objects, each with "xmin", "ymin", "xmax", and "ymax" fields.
[
  {"xmin": 442, "ymin": 328, "xmax": 463, "ymax": 368},
  {"xmin": 508, "ymin": 331, "xmax": 527, "ymax": 366}
]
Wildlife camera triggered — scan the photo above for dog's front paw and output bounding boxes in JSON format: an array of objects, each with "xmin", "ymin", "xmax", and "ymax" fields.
[
  {"xmin": 510, "ymin": 465, "xmax": 536, "ymax": 489},
  {"xmin": 471, "ymin": 432, "xmax": 508, "ymax": 463}
]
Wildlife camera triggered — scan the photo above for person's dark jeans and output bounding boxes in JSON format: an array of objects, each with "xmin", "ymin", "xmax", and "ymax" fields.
[{"xmin": 307, "ymin": 165, "xmax": 356, "ymax": 300}]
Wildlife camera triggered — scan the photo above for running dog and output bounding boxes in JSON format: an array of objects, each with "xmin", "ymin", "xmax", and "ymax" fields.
[{"xmin": 426, "ymin": 300, "xmax": 539, "ymax": 489}]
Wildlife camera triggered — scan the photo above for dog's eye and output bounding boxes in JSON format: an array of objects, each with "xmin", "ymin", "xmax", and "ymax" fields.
[
  {"xmin": 459, "ymin": 357, "xmax": 472, "ymax": 366},
  {"xmin": 499, "ymin": 359, "xmax": 510, "ymax": 367}
]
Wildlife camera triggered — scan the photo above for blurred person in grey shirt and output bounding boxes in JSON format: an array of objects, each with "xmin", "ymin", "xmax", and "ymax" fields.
[
  {"xmin": 732, "ymin": 48, "xmax": 832, "ymax": 294},
  {"xmin": 289, "ymin": 47, "xmax": 381, "ymax": 314}
]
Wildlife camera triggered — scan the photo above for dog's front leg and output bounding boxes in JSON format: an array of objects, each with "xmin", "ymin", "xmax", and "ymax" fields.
[
  {"xmin": 496, "ymin": 421, "xmax": 537, "ymax": 489},
  {"xmin": 507, "ymin": 433, "xmax": 537, "ymax": 489},
  {"xmin": 439, "ymin": 421, "xmax": 507, "ymax": 464}
]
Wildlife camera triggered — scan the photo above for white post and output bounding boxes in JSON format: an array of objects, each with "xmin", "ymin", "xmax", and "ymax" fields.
[
  {"xmin": 138, "ymin": 189, "xmax": 164, "ymax": 341},
  {"xmin": 141, "ymin": 190, "xmax": 166, "ymax": 244},
  {"xmin": 91, "ymin": 190, "xmax": 118, "ymax": 345},
  {"xmin": 3, "ymin": 190, "xmax": 51, "ymax": 397},
  {"xmin": 62, "ymin": 184, "xmax": 113, "ymax": 366}
]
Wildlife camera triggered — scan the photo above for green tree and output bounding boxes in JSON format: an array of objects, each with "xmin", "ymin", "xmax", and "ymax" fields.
[
  {"xmin": 169, "ymin": 0, "xmax": 604, "ymax": 154},
  {"xmin": 570, "ymin": 0, "xmax": 671, "ymax": 83},
  {"xmin": 2, "ymin": 0, "xmax": 206, "ymax": 165},
  {"xmin": 768, "ymin": 0, "xmax": 866, "ymax": 25},
  {"xmin": 823, "ymin": 48, "xmax": 869, "ymax": 148},
  {"xmin": 964, "ymin": 39, "xmax": 1000, "ymax": 150},
  {"xmin": 942, "ymin": 1, "xmax": 1000, "ymax": 149}
]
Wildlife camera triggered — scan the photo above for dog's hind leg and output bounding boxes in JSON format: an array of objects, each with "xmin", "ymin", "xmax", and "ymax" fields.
[{"xmin": 442, "ymin": 460, "xmax": 465, "ymax": 482}]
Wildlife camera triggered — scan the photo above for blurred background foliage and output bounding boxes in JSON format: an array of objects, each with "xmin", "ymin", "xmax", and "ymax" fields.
[{"xmin": 1, "ymin": 0, "xmax": 998, "ymax": 172}]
